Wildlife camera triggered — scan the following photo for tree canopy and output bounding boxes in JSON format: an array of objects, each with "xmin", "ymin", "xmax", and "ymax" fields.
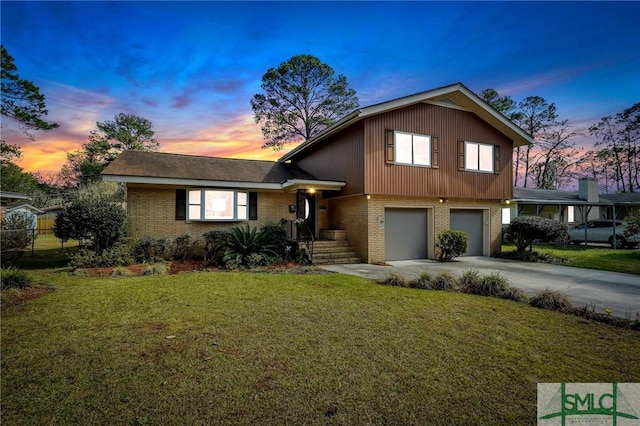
[
  {"xmin": 61, "ymin": 113, "xmax": 159, "ymax": 185},
  {"xmin": 251, "ymin": 54, "xmax": 359, "ymax": 150},
  {"xmin": 1, "ymin": 45, "xmax": 58, "ymax": 139}
]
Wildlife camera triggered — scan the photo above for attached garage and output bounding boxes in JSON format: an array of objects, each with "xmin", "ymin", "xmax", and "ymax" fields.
[
  {"xmin": 450, "ymin": 209, "xmax": 485, "ymax": 256},
  {"xmin": 385, "ymin": 208, "xmax": 430, "ymax": 261}
]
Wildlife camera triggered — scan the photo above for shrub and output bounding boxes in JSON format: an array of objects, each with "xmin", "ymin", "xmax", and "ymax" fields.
[
  {"xmin": 624, "ymin": 211, "xmax": 640, "ymax": 238},
  {"xmin": 203, "ymin": 230, "xmax": 228, "ymax": 266},
  {"xmin": 468, "ymin": 272, "xmax": 510, "ymax": 297},
  {"xmin": 414, "ymin": 271, "xmax": 433, "ymax": 289},
  {"xmin": 530, "ymin": 289, "xmax": 573, "ymax": 311},
  {"xmin": 173, "ymin": 234, "xmax": 197, "ymax": 261},
  {"xmin": 1, "ymin": 212, "xmax": 35, "ymax": 252},
  {"xmin": 431, "ymin": 270, "xmax": 459, "ymax": 290},
  {"xmin": 504, "ymin": 216, "xmax": 569, "ymax": 252},
  {"xmin": 222, "ymin": 225, "xmax": 280, "ymax": 268},
  {"xmin": 499, "ymin": 285, "xmax": 529, "ymax": 303},
  {"xmin": 260, "ymin": 222, "xmax": 288, "ymax": 258},
  {"xmin": 493, "ymin": 250, "xmax": 568, "ymax": 265},
  {"xmin": 294, "ymin": 248, "xmax": 310, "ymax": 265},
  {"xmin": 69, "ymin": 244, "xmax": 134, "ymax": 268},
  {"xmin": 133, "ymin": 236, "xmax": 172, "ymax": 263},
  {"xmin": 53, "ymin": 182, "xmax": 127, "ymax": 253},
  {"xmin": 142, "ymin": 262, "xmax": 168, "ymax": 276},
  {"xmin": 382, "ymin": 272, "xmax": 407, "ymax": 287},
  {"xmin": 459, "ymin": 269, "xmax": 483, "ymax": 292},
  {"xmin": 436, "ymin": 230, "xmax": 468, "ymax": 261},
  {"xmin": 0, "ymin": 266, "xmax": 32, "ymax": 290},
  {"xmin": 111, "ymin": 267, "xmax": 134, "ymax": 277}
]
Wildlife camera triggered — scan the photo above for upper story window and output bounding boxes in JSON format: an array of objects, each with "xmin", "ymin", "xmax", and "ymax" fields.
[
  {"xmin": 187, "ymin": 189, "xmax": 248, "ymax": 221},
  {"xmin": 464, "ymin": 141, "xmax": 495, "ymax": 173},
  {"xmin": 385, "ymin": 129, "xmax": 438, "ymax": 168}
]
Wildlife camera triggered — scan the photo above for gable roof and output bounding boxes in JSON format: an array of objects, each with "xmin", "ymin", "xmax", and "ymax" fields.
[
  {"xmin": 279, "ymin": 82, "xmax": 533, "ymax": 163},
  {"xmin": 7, "ymin": 204, "xmax": 44, "ymax": 214},
  {"xmin": 102, "ymin": 150, "xmax": 345, "ymax": 191}
]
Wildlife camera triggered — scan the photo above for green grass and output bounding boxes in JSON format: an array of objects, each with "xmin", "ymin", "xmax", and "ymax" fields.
[
  {"xmin": 502, "ymin": 243, "xmax": 640, "ymax": 275},
  {"xmin": 10, "ymin": 234, "xmax": 78, "ymax": 270},
  {"xmin": 2, "ymin": 271, "xmax": 639, "ymax": 425}
]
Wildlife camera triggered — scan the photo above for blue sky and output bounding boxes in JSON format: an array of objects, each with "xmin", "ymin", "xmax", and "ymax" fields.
[{"xmin": 2, "ymin": 1, "xmax": 639, "ymax": 173}]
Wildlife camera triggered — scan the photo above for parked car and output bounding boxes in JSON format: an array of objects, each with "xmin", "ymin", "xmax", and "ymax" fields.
[{"xmin": 568, "ymin": 220, "xmax": 639, "ymax": 248}]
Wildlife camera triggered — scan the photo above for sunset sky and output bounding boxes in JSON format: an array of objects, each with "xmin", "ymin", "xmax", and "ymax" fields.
[{"xmin": 1, "ymin": 1, "xmax": 639, "ymax": 175}]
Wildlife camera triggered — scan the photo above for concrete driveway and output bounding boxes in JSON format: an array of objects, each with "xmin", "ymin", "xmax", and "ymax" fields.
[{"xmin": 321, "ymin": 257, "xmax": 640, "ymax": 317}]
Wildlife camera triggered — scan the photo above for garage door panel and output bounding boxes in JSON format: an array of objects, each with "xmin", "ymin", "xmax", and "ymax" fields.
[
  {"xmin": 385, "ymin": 209, "xmax": 427, "ymax": 261},
  {"xmin": 450, "ymin": 209, "xmax": 483, "ymax": 256}
]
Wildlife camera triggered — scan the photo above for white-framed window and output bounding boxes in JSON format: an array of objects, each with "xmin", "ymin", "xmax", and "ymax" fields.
[
  {"xmin": 465, "ymin": 141, "xmax": 494, "ymax": 172},
  {"xmin": 187, "ymin": 189, "xmax": 248, "ymax": 221},
  {"xmin": 567, "ymin": 205, "xmax": 575, "ymax": 223},
  {"xmin": 395, "ymin": 131, "xmax": 431, "ymax": 166},
  {"xmin": 501, "ymin": 207, "xmax": 511, "ymax": 225}
]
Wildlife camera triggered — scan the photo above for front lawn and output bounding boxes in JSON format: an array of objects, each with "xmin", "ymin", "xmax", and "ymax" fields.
[
  {"xmin": 502, "ymin": 243, "xmax": 640, "ymax": 275},
  {"xmin": 2, "ymin": 271, "xmax": 639, "ymax": 425}
]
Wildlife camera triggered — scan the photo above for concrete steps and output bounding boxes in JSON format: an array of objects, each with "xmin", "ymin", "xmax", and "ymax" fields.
[{"xmin": 309, "ymin": 240, "xmax": 360, "ymax": 265}]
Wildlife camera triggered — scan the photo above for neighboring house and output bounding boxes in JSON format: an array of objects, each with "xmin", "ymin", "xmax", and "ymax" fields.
[
  {"xmin": 5, "ymin": 204, "xmax": 44, "ymax": 231},
  {"xmin": 103, "ymin": 82, "xmax": 532, "ymax": 263},
  {"xmin": 0, "ymin": 191, "xmax": 31, "ymax": 220},
  {"xmin": 507, "ymin": 178, "xmax": 640, "ymax": 226}
]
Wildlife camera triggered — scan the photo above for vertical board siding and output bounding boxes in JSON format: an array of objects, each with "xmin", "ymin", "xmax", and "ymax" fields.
[
  {"xmin": 364, "ymin": 103, "xmax": 514, "ymax": 199},
  {"xmin": 295, "ymin": 122, "xmax": 365, "ymax": 196}
]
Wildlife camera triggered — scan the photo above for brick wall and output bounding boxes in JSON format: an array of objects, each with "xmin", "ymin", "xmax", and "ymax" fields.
[
  {"xmin": 127, "ymin": 187, "xmax": 297, "ymax": 239},
  {"xmin": 325, "ymin": 193, "xmax": 503, "ymax": 263}
]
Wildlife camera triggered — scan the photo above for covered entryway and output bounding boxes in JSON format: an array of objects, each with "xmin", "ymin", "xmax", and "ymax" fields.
[
  {"xmin": 450, "ymin": 209, "xmax": 484, "ymax": 256},
  {"xmin": 385, "ymin": 208, "xmax": 429, "ymax": 261}
]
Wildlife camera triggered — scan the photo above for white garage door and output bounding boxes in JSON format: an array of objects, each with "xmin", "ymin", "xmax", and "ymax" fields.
[
  {"xmin": 385, "ymin": 209, "xmax": 428, "ymax": 261},
  {"xmin": 450, "ymin": 209, "xmax": 484, "ymax": 256}
]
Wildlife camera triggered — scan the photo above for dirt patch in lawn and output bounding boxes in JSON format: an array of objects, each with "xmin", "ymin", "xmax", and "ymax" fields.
[{"xmin": 1, "ymin": 285, "xmax": 56, "ymax": 310}]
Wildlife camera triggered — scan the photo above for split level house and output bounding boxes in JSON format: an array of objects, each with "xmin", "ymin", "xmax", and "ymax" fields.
[{"xmin": 102, "ymin": 82, "xmax": 533, "ymax": 264}]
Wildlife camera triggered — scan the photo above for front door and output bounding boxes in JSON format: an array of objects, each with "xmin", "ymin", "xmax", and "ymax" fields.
[{"xmin": 296, "ymin": 190, "xmax": 316, "ymax": 238}]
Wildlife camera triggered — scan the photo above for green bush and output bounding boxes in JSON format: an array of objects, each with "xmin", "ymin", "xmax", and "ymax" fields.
[
  {"xmin": 53, "ymin": 182, "xmax": 127, "ymax": 253},
  {"xmin": 111, "ymin": 267, "xmax": 134, "ymax": 277},
  {"xmin": 294, "ymin": 247, "xmax": 310, "ymax": 265},
  {"xmin": 414, "ymin": 271, "xmax": 433, "ymax": 289},
  {"xmin": 504, "ymin": 216, "xmax": 569, "ymax": 253},
  {"xmin": 624, "ymin": 211, "xmax": 640, "ymax": 238},
  {"xmin": 173, "ymin": 234, "xmax": 197, "ymax": 261},
  {"xmin": 203, "ymin": 230, "xmax": 228, "ymax": 266},
  {"xmin": 530, "ymin": 289, "xmax": 573, "ymax": 311},
  {"xmin": 493, "ymin": 250, "xmax": 568, "ymax": 265},
  {"xmin": 436, "ymin": 230, "xmax": 468, "ymax": 261},
  {"xmin": 459, "ymin": 269, "xmax": 483, "ymax": 291},
  {"xmin": 382, "ymin": 272, "xmax": 407, "ymax": 287},
  {"xmin": 0, "ymin": 266, "xmax": 32, "ymax": 290},
  {"xmin": 499, "ymin": 285, "xmax": 529, "ymax": 303},
  {"xmin": 468, "ymin": 272, "xmax": 510, "ymax": 297},
  {"xmin": 431, "ymin": 270, "xmax": 459, "ymax": 290},
  {"xmin": 142, "ymin": 262, "xmax": 168, "ymax": 276},
  {"xmin": 1, "ymin": 212, "xmax": 35, "ymax": 252},
  {"xmin": 260, "ymin": 222, "xmax": 288, "ymax": 258},
  {"xmin": 133, "ymin": 236, "xmax": 172, "ymax": 263},
  {"xmin": 221, "ymin": 225, "xmax": 280, "ymax": 268},
  {"xmin": 69, "ymin": 244, "xmax": 134, "ymax": 268}
]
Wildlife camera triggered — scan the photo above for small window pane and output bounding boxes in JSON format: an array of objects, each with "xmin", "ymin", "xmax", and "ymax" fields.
[
  {"xmin": 189, "ymin": 205, "xmax": 201, "ymax": 220},
  {"xmin": 189, "ymin": 190, "xmax": 201, "ymax": 204},
  {"xmin": 395, "ymin": 132, "xmax": 413, "ymax": 164},
  {"xmin": 413, "ymin": 135, "xmax": 431, "ymax": 166},
  {"xmin": 567, "ymin": 206, "xmax": 575, "ymax": 223},
  {"xmin": 237, "ymin": 205, "xmax": 247, "ymax": 220},
  {"xmin": 237, "ymin": 192, "xmax": 247, "ymax": 206},
  {"xmin": 465, "ymin": 142, "xmax": 479, "ymax": 170},
  {"xmin": 478, "ymin": 144, "xmax": 493, "ymax": 172}
]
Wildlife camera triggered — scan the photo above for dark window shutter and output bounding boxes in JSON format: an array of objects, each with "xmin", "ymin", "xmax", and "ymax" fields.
[
  {"xmin": 431, "ymin": 136, "xmax": 439, "ymax": 168},
  {"xmin": 175, "ymin": 189, "xmax": 186, "ymax": 220},
  {"xmin": 457, "ymin": 140, "xmax": 465, "ymax": 171},
  {"xmin": 249, "ymin": 192, "xmax": 258, "ymax": 220},
  {"xmin": 385, "ymin": 129, "xmax": 395, "ymax": 164},
  {"xmin": 494, "ymin": 145, "xmax": 500, "ymax": 174}
]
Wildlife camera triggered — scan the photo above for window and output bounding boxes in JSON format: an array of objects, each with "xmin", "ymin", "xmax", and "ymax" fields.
[
  {"xmin": 395, "ymin": 131, "xmax": 431, "ymax": 166},
  {"xmin": 465, "ymin": 141, "xmax": 494, "ymax": 172},
  {"xmin": 187, "ymin": 189, "xmax": 248, "ymax": 221},
  {"xmin": 175, "ymin": 189, "xmax": 186, "ymax": 220},
  {"xmin": 501, "ymin": 207, "xmax": 511, "ymax": 225},
  {"xmin": 567, "ymin": 206, "xmax": 575, "ymax": 223}
]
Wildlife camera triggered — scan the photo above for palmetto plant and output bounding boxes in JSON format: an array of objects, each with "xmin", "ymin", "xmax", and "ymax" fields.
[{"xmin": 222, "ymin": 225, "xmax": 280, "ymax": 268}]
